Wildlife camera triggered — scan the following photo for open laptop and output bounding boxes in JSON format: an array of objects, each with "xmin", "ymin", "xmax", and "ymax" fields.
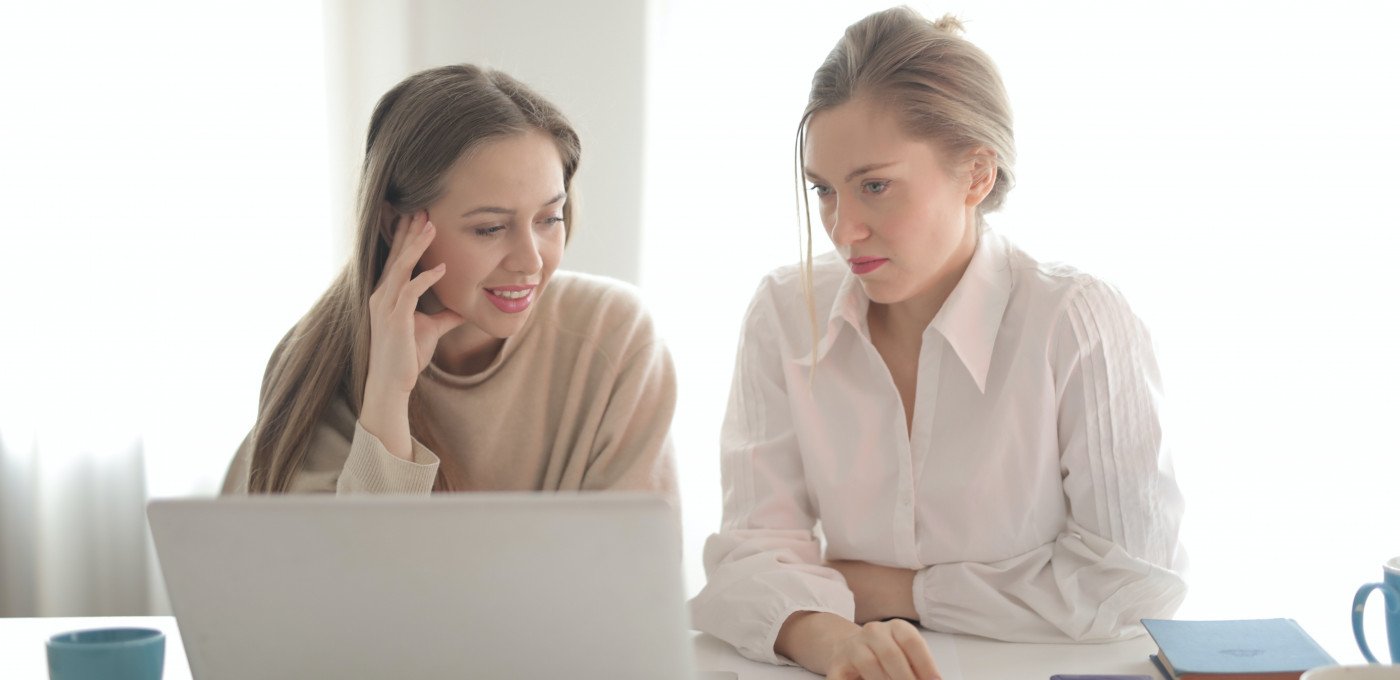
[{"xmin": 147, "ymin": 494, "xmax": 700, "ymax": 679}]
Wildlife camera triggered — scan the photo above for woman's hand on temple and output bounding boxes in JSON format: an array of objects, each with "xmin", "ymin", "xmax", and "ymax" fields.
[
  {"xmin": 361, "ymin": 211, "xmax": 465, "ymax": 459},
  {"xmin": 367, "ymin": 211, "xmax": 465, "ymax": 390}
]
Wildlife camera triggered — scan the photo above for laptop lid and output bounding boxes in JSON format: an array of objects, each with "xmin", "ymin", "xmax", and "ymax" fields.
[{"xmin": 147, "ymin": 494, "xmax": 696, "ymax": 679}]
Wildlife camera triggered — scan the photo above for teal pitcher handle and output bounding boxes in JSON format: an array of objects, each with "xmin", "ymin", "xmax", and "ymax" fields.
[{"xmin": 1353, "ymin": 581, "xmax": 1400, "ymax": 664}]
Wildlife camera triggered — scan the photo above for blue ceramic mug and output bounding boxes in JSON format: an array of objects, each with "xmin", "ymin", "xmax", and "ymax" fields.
[
  {"xmin": 1353, "ymin": 556, "xmax": 1400, "ymax": 664},
  {"xmin": 46, "ymin": 627, "xmax": 164, "ymax": 680}
]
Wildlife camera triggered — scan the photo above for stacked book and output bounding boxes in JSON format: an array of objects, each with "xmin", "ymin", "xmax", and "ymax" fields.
[{"xmin": 1141, "ymin": 619, "xmax": 1337, "ymax": 680}]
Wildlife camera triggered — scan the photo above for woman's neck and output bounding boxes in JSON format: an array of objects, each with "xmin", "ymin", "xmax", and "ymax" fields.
[
  {"xmin": 868, "ymin": 226, "xmax": 978, "ymax": 343},
  {"xmin": 419, "ymin": 291, "xmax": 504, "ymax": 376},
  {"xmin": 433, "ymin": 328, "xmax": 505, "ymax": 376}
]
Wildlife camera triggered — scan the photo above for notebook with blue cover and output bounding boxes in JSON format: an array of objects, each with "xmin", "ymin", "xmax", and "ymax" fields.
[{"xmin": 1140, "ymin": 619, "xmax": 1336, "ymax": 680}]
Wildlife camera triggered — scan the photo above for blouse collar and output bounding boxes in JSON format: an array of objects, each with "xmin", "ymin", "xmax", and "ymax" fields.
[{"xmin": 800, "ymin": 229, "xmax": 1012, "ymax": 394}]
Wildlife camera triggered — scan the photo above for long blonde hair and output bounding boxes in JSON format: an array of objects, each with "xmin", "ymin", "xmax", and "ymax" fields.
[
  {"xmin": 794, "ymin": 7, "xmax": 1016, "ymax": 351},
  {"xmin": 247, "ymin": 65, "xmax": 581, "ymax": 493}
]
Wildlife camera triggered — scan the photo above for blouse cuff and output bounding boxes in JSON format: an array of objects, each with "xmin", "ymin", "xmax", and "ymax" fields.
[
  {"xmin": 337, "ymin": 421, "xmax": 440, "ymax": 494},
  {"xmin": 913, "ymin": 565, "xmax": 938, "ymax": 630}
]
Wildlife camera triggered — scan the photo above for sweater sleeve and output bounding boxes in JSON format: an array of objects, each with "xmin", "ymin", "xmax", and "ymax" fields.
[
  {"xmin": 220, "ymin": 395, "xmax": 440, "ymax": 495},
  {"xmin": 314, "ymin": 398, "xmax": 440, "ymax": 495},
  {"xmin": 579, "ymin": 319, "xmax": 680, "ymax": 505},
  {"xmin": 219, "ymin": 331, "xmax": 440, "ymax": 496},
  {"xmin": 688, "ymin": 282, "xmax": 855, "ymax": 666},
  {"xmin": 912, "ymin": 279, "xmax": 1187, "ymax": 641}
]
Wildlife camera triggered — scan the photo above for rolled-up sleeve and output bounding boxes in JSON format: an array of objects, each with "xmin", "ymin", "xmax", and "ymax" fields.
[{"xmin": 689, "ymin": 282, "xmax": 855, "ymax": 665}]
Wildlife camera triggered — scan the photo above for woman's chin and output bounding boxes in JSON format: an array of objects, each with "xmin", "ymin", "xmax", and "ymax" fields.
[{"xmin": 859, "ymin": 280, "xmax": 912, "ymax": 306}]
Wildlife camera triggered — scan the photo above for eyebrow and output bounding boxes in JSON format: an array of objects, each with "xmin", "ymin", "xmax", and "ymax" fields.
[
  {"xmin": 460, "ymin": 191, "xmax": 567, "ymax": 219},
  {"xmin": 804, "ymin": 161, "xmax": 898, "ymax": 184}
]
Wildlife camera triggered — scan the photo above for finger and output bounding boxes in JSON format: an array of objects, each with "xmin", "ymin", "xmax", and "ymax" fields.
[
  {"xmin": 873, "ymin": 640, "xmax": 918, "ymax": 680},
  {"xmin": 850, "ymin": 645, "xmax": 887, "ymax": 680},
  {"xmin": 868, "ymin": 629, "xmax": 917, "ymax": 680},
  {"xmin": 382, "ymin": 211, "xmax": 422, "ymax": 282},
  {"xmin": 827, "ymin": 664, "xmax": 861, "ymax": 680},
  {"xmin": 374, "ymin": 213, "xmax": 422, "ymax": 308},
  {"xmin": 891, "ymin": 623, "xmax": 940, "ymax": 680},
  {"xmin": 424, "ymin": 309, "xmax": 466, "ymax": 341},
  {"xmin": 380, "ymin": 211, "xmax": 429, "ymax": 296},
  {"xmin": 389, "ymin": 216, "xmax": 437, "ymax": 287},
  {"xmin": 400, "ymin": 262, "xmax": 446, "ymax": 306}
]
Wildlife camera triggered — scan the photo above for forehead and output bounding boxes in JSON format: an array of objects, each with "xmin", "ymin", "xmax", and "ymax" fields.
[
  {"xmin": 437, "ymin": 130, "xmax": 565, "ymax": 205},
  {"xmin": 804, "ymin": 98, "xmax": 936, "ymax": 175}
]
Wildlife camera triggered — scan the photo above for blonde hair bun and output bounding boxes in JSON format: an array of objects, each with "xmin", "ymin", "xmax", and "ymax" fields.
[
  {"xmin": 931, "ymin": 13, "xmax": 965, "ymax": 35},
  {"xmin": 802, "ymin": 6, "xmax": 1014, "ymax": 217}
]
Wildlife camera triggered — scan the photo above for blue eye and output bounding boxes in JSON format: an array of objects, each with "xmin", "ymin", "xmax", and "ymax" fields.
[
  {"xmin": 474, "ymin": 225, "xmax": 505, "ymax": 237},
  {"xmin": 863, "ymin": 181, "xmax": 889, "ymax": 194},
  {"xmin": 541, "ymin": 216, "xmax": 565, "ymax": 226},
  {"xmin": 809, "ymin": 183, "xmax": 833, "ymax": 197}
]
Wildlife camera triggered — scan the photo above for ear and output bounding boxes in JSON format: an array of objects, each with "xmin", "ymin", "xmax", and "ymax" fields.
[{"xmin": 963, "ymin": 148, "xmax": 998, "ymax": 208}]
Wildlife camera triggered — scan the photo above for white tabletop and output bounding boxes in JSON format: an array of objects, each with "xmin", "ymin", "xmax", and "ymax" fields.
[{"xmin": 4, "ymin": 615, "xmax": 1163, "ymax": 679}]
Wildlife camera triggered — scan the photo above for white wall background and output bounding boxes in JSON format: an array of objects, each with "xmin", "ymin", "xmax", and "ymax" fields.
[
  {"xmin": 0, "ymin": 1, "xmax": 333, "ymax": 615},
  {"xmin": 1, "ymin": 0, "xmax": 1397, "ymax": 665}
]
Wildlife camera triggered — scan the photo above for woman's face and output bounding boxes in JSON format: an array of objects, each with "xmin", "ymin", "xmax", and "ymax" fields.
[
  {"xmin": 803, "ymin": 97, "xmax": 988, "ymax": 308},
  {"xmin": 417, "ymin": 130, "xmax": 567, "ymax": 348}
]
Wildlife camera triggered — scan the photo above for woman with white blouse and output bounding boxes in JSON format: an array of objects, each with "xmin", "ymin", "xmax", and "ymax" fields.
[{"xmin": 690, "ymin": 8, "xmax": 1186, "ymax": 680}]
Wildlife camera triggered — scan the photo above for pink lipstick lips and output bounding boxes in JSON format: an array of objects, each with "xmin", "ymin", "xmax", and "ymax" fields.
[
  {"xmin": 848, "ymin": 256, "xmax": 888, "ymax": 275},
  {"xmin": 484, "ymin": 284, "xmax": 536, "ymax": 313}
]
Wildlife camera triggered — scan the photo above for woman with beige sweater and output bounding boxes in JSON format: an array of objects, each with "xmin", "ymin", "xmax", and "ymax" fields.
[{"xmin": 222, "ymin": 65, "xmax": 676, "ymax": 497}]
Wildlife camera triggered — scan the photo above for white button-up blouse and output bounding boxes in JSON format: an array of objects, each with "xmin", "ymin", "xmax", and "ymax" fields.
[{"xmin": 690, "ymin": 230, "xmax": 1187, "ymax": 665}]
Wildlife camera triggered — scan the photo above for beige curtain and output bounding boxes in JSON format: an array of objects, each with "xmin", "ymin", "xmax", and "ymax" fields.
[{"xmin": 0, "ymin": 431, "xmax": 155, "ymax": 616}]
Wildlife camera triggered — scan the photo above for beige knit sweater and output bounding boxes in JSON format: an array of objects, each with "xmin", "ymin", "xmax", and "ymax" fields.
[{"xmin": 221, "ymin": 271, "xmax": 677, "ymax": 498}]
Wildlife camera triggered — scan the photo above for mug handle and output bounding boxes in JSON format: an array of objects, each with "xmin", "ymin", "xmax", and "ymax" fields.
[{"xmin": 1352, "ymin": 581, "xmax": 1400, "ymax": 664}]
